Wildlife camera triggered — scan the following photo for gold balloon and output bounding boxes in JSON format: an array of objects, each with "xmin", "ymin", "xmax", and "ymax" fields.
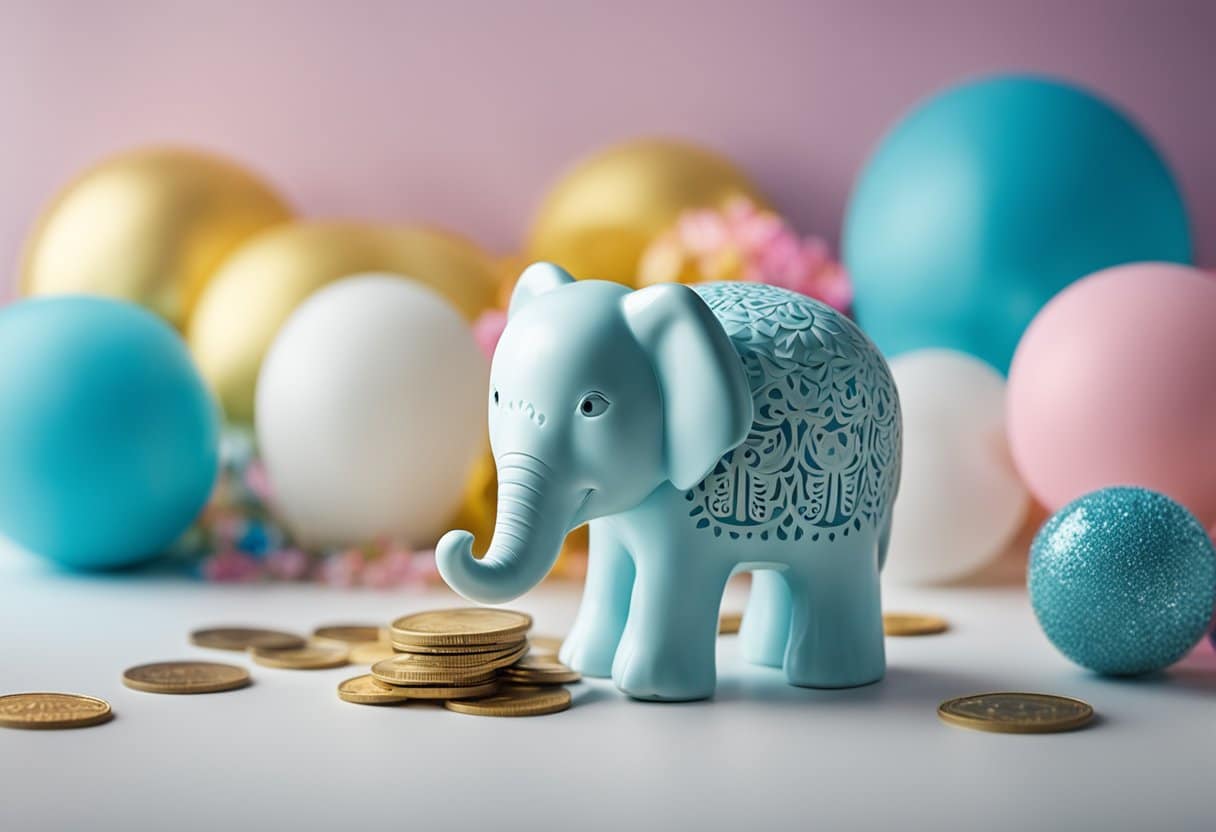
[
  {"xmin": 22, "ymin": 147, "xmax": 292, "ymax": 328},
  {"xmin": 527, "ymin": 139, "xmax": 768, "ymax": 286},
  {"xmin": 187, "ymin": 221, "xmax": 500, "ymax": 422}
]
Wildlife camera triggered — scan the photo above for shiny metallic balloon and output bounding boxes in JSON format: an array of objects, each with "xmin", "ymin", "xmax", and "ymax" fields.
[
  {"xmin": 527, "ymin": 139, "xmax": 766, "ymax": 286},
  {"xmin": 187, "ymin": 221, "xmax": 500, "ymax": 422},
  {"xmin": 22, "ymin": 147, "xmax": 292, "ymax": 328}
]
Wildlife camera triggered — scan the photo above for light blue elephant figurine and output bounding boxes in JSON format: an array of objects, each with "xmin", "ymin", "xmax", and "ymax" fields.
[{"xmin": 437, "ymin": 263, "xmax": 902, "ymax": 701}]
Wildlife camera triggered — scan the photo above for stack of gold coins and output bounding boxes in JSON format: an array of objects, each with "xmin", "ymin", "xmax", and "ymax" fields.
[{"xmin": 337, "ymin": 608, "xmax": 577, "ymax": 717}]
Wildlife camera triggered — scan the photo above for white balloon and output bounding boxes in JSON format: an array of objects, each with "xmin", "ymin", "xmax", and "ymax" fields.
[
  {"xmin": 256, "ymin": 274, "xmax": 488, "ymax": 548},
  {"xmin": 884, "ymin": 349, "xmax": 1028, "ymax": 585}
]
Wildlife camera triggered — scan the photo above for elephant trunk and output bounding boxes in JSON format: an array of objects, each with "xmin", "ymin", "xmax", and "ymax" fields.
[{"xmin": 436, "ymin": 453, "xmax": 575, "ymax": 605}]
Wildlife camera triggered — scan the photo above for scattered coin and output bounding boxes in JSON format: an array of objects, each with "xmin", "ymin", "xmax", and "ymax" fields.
[
  {"xmin": 445, "ymin": 685, "xmax": 572, "ymax": 717},
  {"xmin": 937, "ymin": 692, "xmax": 1094, "ymax": 734},
  {"xmin": 251, "ymin": 643, "xmax": 349, "ymax": 670},
  {"xmin": 883, "ymin": 613, "xmax": 950, "ymax": 637},
  {"xmin": 122, "ymin": 661, "xmax": 250, "ymax": 694},
  {"xmin": 501, "ymin": 653, "xmax": 581, "ymax": 685},
  {"xmin": 718, "ymin": 611, "xmax": 743, "ymax": 635},
  {"xmin": 337, "ymin": 674, "xmax": 414, "ymax": 705},
  {"xmin": 390, "ymin": 608, "xmax": 532, "ymax": 648},
  {"xmin": 0, "ymin": 693, "xmax": 113, "ymax": 730},
  {"xmin": 190, "ymin": 627, "xmax": 306, "ymax": 652},
  {"xmin": 313, "ymin": 625, "xmax": 385, "ymax": 645},
  {"xmin": 348, "ymin": 641, "xmax": 398, "ymax": 665},
  {"xmin": 378, "ymin": 679, "xmax": 501, "ymax": 700}
]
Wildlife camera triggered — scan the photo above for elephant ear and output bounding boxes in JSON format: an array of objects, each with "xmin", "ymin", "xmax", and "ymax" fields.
[
  {"xmin": 622, "ymin": 283, "xmax": 753, "ymax": 490},
  {"xmin": 509, "ymin": 262, "xmax": 576, "ymax": 319}
]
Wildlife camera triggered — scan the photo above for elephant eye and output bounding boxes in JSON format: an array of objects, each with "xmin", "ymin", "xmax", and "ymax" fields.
[{"xmin": 578, "ymin": 392, "xmax": 610, "ymax": 417}]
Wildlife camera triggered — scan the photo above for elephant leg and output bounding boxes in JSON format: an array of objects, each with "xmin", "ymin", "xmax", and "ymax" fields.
[
  {"xmin": 560, "ymin": 521, "xmax": 634, "ymax": 678},
  {"xmin": 612, "ymin": 542, "xmax": 728, "ymax": 702},
  {"xmin": 739, "ymin": 569, "xmax": 792, "ymax": 668},
  {"xmin": 784, "ymin": 537, "xmax": 885, "ymax": 689}
]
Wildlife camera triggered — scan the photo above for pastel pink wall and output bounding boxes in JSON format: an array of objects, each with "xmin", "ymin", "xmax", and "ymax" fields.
[{"xmin": 3, "ymin": 0, "xmax": 1214, "ymax": 298}]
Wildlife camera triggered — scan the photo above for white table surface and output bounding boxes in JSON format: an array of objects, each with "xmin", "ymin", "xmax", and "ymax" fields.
[{"xmin": 2, "ymin": 540, "xmax": 1213, "ymax": 832}]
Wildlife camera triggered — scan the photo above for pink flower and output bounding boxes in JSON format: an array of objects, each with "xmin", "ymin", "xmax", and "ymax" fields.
[
  {"xmin": 264, "ymin": 548, "xmax": 310, "ymax": 581},
  {"xmin": 677, "ymin": 208, "xmax": 732, "ymax": 253},
  {"xmin": 244, "ymin": 460, "xmax": 275, "ymax": 502},
  {"xmin": 748, "ymin": 227, "xmax": 803, "ymax": 286},
  {"xmin": 209, "ymin": 512, "xmax": 245, "ymax": 546},
  {"xmin": 728, "ymin": 201, "xmax": 784, "ymax": 251},
  {"xmin": 201, "ymin": 549, "xmax": 262, "ymax": 582},
  {"xmin": 749, "ymin": 231, "xmax": 852, "ymax": 311},
  {"xmin": 318, "ymin": 549, "xmax": 365, "ymax": 588},
  {"xmin": 473, "ymin": 310, "xmax": 508, "ymax": 359},
  {"xmin": 381, "ymin": 548, "xmax": 419, "ymax": 582},
  {"xmin": 353, "ymin": 543, "xmax": 402, "ymax": 588},
  {"xmin": 811, "ymin": 263, "xmax": 853, "ymax": 312},
  {"xmin": 636, "ymin": 197, "xmax": 852, "ymax": 311},
  {"xmin": 359, "ymin": 558, "xmax": 398, "ymax": 589}
]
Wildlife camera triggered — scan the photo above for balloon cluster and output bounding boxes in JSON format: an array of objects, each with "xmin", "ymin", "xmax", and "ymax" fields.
[
  {"xmin": 5, "ymin": 147, "xmax": 507, "ymax": 578},
  {"xmin": 3, "ymin": 72, "xmax": 1213, "ymax": 646},
  {"xmin": 845, "ymin": 75, "xmax": 1215, "ymax": 673},
  {"xmin": 845, "ymin": 77, "xmax": 1200, "ymax": 566},
  {"xmin": 1, "ymin": 138, "xmax": 780, "ymax": 582}
]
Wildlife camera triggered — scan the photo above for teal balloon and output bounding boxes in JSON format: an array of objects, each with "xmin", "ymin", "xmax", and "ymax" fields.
[
  {"xmin": 0, "ymin": 297, "xmax": 220, "ymax": 569},
  {"xmin": 844, "ymin": 75, "xmax": 1192, "ymax": 373}
]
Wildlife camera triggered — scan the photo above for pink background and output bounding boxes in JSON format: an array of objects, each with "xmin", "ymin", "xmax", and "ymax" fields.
[{"xmin": 3, "ymin": 0, "xmax": 1214, "ymax": 298}]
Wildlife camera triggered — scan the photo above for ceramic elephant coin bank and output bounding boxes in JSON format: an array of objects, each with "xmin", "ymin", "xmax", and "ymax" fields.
[{"xmin": 437, "ymin": 263, "xmax": 902, "ymax": 701}]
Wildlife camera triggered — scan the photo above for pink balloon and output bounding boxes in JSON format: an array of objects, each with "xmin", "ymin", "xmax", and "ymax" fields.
[{"xmin": 1008, "ymin": 263, "xmax": 1216, "ymax": 526}]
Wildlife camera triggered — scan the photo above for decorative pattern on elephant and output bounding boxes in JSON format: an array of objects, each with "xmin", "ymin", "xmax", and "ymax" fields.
[{"xmin": 685, "ymin": 282, "xmax": 900, "ymax": 542}]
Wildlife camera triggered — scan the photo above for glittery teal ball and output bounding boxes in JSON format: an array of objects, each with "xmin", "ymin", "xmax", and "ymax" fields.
[{"xmin": 1029, "ymin": 486, "xmax": 1216, "ymax": 676}]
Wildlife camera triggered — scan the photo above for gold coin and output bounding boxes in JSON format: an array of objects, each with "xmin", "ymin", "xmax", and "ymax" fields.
[
  {"xmin": 348, "ymin": 641, "xmax": 398, "ymax": 665},
  {"xmin": 501, "ymin": 669, "xmax": 581, "ymax": 685},
  {"xmin": 445, "ymin": 685, "xmax": 572, "ymax": 717},
  {"xmin": 0, "ymin": 693, "xmax": 113, "ymax": 730},
  {"xmin": 883, "ymin": 613, "xmax": 950, "ymax": 637},
  {"xmin": 390, "ymin": 608, "xmax": 532, "ymax": 648},
  {"xmin": 313, "ymin": 625, "xmax": 385, "ymax": 645},
  {"xmin": 376, "ymin": 679, "xmax": 501, "ymax": 700},
  {"xmin": 501, "ymin": 653, "xmax": 581, "ymax": 685},
  {"xmin": 370, "ymin": 648, "xmax": 514, "ymax": 685},
  {"xmin": 938, "ymin": 692, "xmax": 1095, "ymax": 734},
  {"xmin": 718, "ymin": 611, "xmax": 743, "ymax": 635},
  {"xmin": 336, "ymin": 674, "xmax": 414, "ymax": 705},
  {"xmin": 528, "ymin": 635, "xmax": 564, "ymax": 657},
  {"xmin": 389, "ymin": 640, "xmax": 527, "ymax": 670},
  {"xmin": 250, "ymin": 643, "xmax": 349, "ymax": 670},
  {"xmin": 190, "ymin": 627, "xmax": 306, "ymax": 651},
  {"xmin": 122, "ymin": 661, "xmax": 250, "ymax": 694},
  {"xmin": 389, "ymin": 638, "xmax": 524, "ymax": 655}
]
